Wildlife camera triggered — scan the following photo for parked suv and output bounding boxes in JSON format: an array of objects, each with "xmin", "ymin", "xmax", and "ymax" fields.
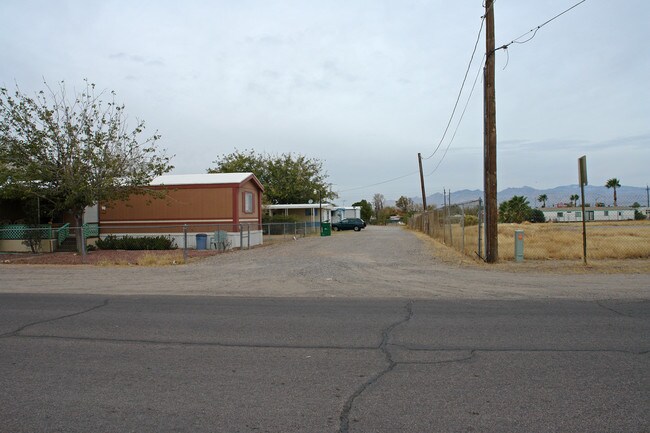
[{"xmin": 332, "ymin": 218, "xmax": 366, "ymax": 231}]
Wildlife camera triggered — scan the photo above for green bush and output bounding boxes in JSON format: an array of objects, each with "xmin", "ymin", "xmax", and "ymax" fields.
[
  {"xmin": 464, "ymin": 215, "xmax": 479, "ymax": 226},
  {"xmin": 96, "ymin": 235, "xmax": 177, "ymax": 250},
  {"xmin": 529, "ymin": 209, "xmax": 546, "ymax": 223},
  {"xmin": 262, "ymin": 214, "xmax": 299, "ymax": 223}
]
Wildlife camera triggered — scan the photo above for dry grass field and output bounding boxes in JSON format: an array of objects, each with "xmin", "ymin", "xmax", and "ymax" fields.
[
  {"xmin": 427, "ymin": 220, "xmax": 650, "ymax": 262},
  {"xmin": 496, "ymin": 220, "xmax": 650, "ymax": 260}
]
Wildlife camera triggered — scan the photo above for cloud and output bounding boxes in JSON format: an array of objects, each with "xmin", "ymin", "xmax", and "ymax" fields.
[
  {"xmin": 109, "ymin": 52, "xmax": 165, "ymax": 67},
  {"xmin": 499, "ymin": 133, "xmax": 650, "ymax": 153}
]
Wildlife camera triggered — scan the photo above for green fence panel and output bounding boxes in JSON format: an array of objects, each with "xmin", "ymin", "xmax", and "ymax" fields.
[{"xmin": 0, "ymin": 224, "xmax": 53, "ymax": 240}]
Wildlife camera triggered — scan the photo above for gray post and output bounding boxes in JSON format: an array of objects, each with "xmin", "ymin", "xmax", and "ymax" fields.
[
  {"xmin": 247, "ymin": 224, "xmax": 251, "ymax": 249},
  {"xmin": 514, "ymin": 230, "xmax": 524, "ymax": 262},
  {"xmin": 461, "ymin": 204, "xmax": 465, "ymax": 254},
  {"xmin": 240, "ymin": 224, "xmax": 244, "ymax": 250},
  {"xmin": 183, "ymin": 224, "xmax": 188, "ymax": 263},
  {"xmin": 478, "ymin": 198, "xmax": 483, "ymax": 260},
  {"xmin": 80, "ymin": 225, "xmax": 87, "ymax": 264}
]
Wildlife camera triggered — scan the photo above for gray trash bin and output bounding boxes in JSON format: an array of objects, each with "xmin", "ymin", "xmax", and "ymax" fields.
[{"xmin": 196, "ymin": 233, "xmax": 207, "ymax": 250}]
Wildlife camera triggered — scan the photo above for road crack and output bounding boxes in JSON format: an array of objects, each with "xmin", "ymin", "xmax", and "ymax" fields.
[
  {"xmin": 0, "ymin": 299, "xmax": 110, "ymax": 338},
  {"xmin": 594, "ymin": 299, "xmax": 638, "ymax": 318},
  {"xmin": 338, "ymin": 300, "xmax": 413, "ymax": 433}
]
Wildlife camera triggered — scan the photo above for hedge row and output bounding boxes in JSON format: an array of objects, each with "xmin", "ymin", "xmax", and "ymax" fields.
[{"xmin": 96, "ymin": 235, "xmax": 177, "ymax": 250}]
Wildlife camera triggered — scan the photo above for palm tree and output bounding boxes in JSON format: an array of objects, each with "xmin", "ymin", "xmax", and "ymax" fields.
[
  {"xmin": 570, "ymin": 194, "xmax": 580, "ymax": 207},
  {"xmin": 605, "ymin": 178, "xmax": 621, "ymax": 206},
  {"xmin": 537, "ymin": 194, "xmax": 548, "ymax": 208}
]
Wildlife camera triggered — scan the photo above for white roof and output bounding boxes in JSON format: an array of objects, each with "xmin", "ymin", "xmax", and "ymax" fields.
[
  {"xmin": 151, "ymin": 173, "xmax": 254, "ymax": 186},
  {"xmin": 265, "ymin": 203, "xmax": 335, "ymax": 210}
]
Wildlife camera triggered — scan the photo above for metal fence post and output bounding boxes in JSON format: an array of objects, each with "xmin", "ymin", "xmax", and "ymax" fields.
[
  {"xmin": 461, "ymin": 205, "xmax": 465, "ymax": 255},
  {"xmin": 478, "ymin": 198, "xmax": 483, "ymax": 260},
  {"xmin": 183, "ymin": 224, "xmax": 188, "ymax": 263},
  {"xmin": 240, "ymin": 224, "xmax": 244, "ymax": 250},
  {"xmin": 247, "ymin": 224, "xmax": 251, "ymax": 249}
]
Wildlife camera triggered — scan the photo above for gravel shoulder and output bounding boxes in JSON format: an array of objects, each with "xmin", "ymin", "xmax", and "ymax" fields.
[{"xmin": 1, "ymin": 226, "xmax": 648, "ymax": 300}]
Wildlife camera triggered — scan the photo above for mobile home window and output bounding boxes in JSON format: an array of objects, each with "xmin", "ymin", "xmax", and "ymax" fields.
[
  {"xmin": 243, "ymin": 191, "xmax": 254, "ymax": 213},
  {"xmin": 557, "ymin": 212, "xmax": 563, "ymax": 218},
  {"xmin": 604, "ymin": 211, "xmax": 609, "ymax": 216}
]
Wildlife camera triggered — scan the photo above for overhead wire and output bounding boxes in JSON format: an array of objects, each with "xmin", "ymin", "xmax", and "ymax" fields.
[
  {"xmin": 426, "ymin": 54, "xmax": 486, "ymax": 176},
  {"xmin": 332, "ymin": 2, "xmax": 503, "ymax": 197},
  {"xmin": 422, "ymin": 14, "xmax": 486, "ymax": 160},
  {"xmin": 496, "ymin": 0, "xmax": 588, "ymax": 52},
  {"xmin": 336, "ymin": 5, "xmax": 492, "ymax": 195},
  {"xmin": 425, "ymin": 0, "xmax": 588, "ymax": 177},
  {"xmin": 336, "ymin": 171, "xmax": 419, "ymax": 194}
]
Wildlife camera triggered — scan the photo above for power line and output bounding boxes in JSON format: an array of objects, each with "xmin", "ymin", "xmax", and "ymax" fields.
[
  {"xmin": 423, "ymin": 14, "xmax": 485, "ymax": 160},
  {"xmin": 496, "ymin": 0, "xmax": 588, "ymax": 52},
  {"xmin": 336, "ymin": 171, "xmax": 419, "ymax": 194},
  {"xmin": 427, "ymin": 54, "xmax": 486, "ymax": 176}
]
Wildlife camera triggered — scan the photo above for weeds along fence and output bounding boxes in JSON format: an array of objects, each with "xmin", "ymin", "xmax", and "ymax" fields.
[{"xmin": 408, "ymin": 199, "xmax": 485, "ymax": 260}]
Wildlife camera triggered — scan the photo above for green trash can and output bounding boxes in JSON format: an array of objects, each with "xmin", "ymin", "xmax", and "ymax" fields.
[{"xmin": 320, "ymin": 222, "xmax": 331, "ymax": 237}]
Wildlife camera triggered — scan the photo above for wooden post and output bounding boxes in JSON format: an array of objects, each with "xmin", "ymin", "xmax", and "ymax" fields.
[
  {"xmin": 418, "ymin": 153, "xmax": 427, "ymax": 211},
  {"xmin": 484, "ymin": 0, "xmax": 498, "ymax": 263},
  {"xmin": 418, "ymin": 153, "xmax": 428, "ymax": 233}
]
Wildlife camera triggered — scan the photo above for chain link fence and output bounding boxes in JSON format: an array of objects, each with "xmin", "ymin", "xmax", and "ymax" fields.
[
  {"xmin": 409, "ymin": 199, "xmax": 485, "ymax": 260},
  {"xmin": 408, "ymin": 193, "xmax": 650, "ymax": 261},
  {"xmin": 0, "ymin": 221, "xmax": 323, "ymax": 255}
]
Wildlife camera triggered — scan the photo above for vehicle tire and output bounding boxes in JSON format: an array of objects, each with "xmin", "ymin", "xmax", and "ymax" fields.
[
  {"xmin": 335, "ymin": 226, "xmax": 341, "ymax": 231},
  {"xmin": 353, "ymin": 226, "xmax": 360, "ymax": 231}
]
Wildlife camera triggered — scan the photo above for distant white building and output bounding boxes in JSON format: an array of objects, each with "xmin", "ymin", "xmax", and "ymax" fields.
[
  {"xmin": 539, "ymin": 206, "xmax": 635, "ymax": 222},
  {"xmin": 330, "ymin": 206, "xmax": 362, "ymax": 223},
  {"xmin": 264, "ymin": 203, "xmax": 334, "ymax": 226}
]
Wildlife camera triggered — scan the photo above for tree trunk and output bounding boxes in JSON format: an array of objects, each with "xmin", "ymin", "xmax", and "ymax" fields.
[{"xmin": 73, "ymin": 212, "xmax": 87, "ymax": 258}]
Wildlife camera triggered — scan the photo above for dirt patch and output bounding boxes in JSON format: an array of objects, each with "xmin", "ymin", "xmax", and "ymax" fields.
[
  {"xmin": 0, "ymin": 226, "xmax": 648, "ymax": 299},
  {"xmin": 0, "ymin": 249, "xmax": 223, "ymax": 266}
]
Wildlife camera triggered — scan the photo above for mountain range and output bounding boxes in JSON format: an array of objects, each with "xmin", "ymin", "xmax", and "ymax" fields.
[{"xmin": 411, "ymin": 185, "xmax": 649, "ymax": 208}]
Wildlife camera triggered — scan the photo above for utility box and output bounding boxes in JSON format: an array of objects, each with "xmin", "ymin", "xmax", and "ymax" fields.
[{"xmin": 514, "ymin": 230, "xmax": 524, "ymax": 262}]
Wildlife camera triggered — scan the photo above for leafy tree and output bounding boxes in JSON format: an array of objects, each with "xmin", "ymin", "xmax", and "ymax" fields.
[
  {"xmin": 634, "ymin": 209, "xmax": 646, "ymax": 220},
  {"xmin": 372, "ymin": 193, "xmax": 385, "ymax": 220},
  {"xmin": 0, "ymin": 80, "xmax": 172, "ymax": 254},
  {"xmin": 376, "ymin": 205, "xmax": 396, "ymax": 225},
  {"xmin": 395, "ymin": 196, "xmax": 416, "ymax": 214},
  {"xmin": 498, "ymin": 195, "xmax": 532, "ymax": 223},
  {"xmin": 208, "ymin": 149, "xmax": 335, "ymax": 204},
  {"xmin": 570, "ymin": 194, "xmax": 580, "ymax": 207},
  {"xmin": 352, "ymin": 199, "xmax": 373, "ymax": 222},
  {"xmin": 605, "ymin": 178, "xmax": 621, "ymax": 206},
  {"xmin": 537, "ymin": 194, "xmax": 548, "ymax": 208}
]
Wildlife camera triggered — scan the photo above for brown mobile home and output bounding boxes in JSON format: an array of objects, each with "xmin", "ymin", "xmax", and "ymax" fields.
[{"xmin": 99, "ymin": 173, "xmax": 264, "ymax": 248}]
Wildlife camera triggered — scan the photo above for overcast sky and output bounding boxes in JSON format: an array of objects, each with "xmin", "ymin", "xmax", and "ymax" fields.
[{"xmin": 1, "ymin": 0, "xmax": 648, "ymax": 205}]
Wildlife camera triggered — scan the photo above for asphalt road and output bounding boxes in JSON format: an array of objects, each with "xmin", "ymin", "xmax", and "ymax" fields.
[{"xmin": 1, "ymin": 294, "xmax": 648, "ymax": 433}]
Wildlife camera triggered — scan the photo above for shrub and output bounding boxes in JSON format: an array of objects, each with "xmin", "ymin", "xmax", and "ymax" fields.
[
  {"xmin": 635, "ymin": 209, "xmax": 647, "ymax": 220},
  {"xmin": 262, "ymin": 214, "xmax": 299, "ymax": 223},
  {"xmin": 96, "ymin": 235, "xmax": 177, "ymax": 250},
  {"xmin": 464, "ymin": 215, "xmax": 479, "ymax": 226},
  {"xmin": 529, "ymin": 209, "xmax": 546, "ymax": 223}
]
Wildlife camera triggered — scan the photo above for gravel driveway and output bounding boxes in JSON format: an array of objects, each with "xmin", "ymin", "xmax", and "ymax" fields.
[{"xmin": 1, "ymin": 226, "xmax": 648, "ymax": 299}]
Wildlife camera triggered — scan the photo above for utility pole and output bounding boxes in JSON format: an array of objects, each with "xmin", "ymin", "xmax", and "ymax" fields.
[
  {"xmin": 647, "ymin": 184, "xmax": 649, "ymax": 207},
  {"xmin": 484, "ymin": 0, "xmax": 498, "ymax": 263},
  {"xmin": 418, "ymin": 153, "xmax": 428, "ymax": 233},
  {"xmin": 418, "ymin": 153, "xmax": 427, "ymax": 211}
]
